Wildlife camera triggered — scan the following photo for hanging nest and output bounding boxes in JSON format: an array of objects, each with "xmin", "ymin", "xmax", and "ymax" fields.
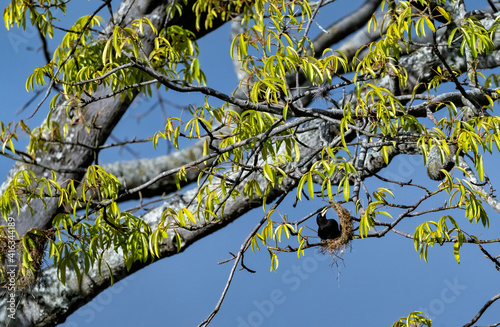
[
  {"xmin": 18, "ymin": 229, "xmax": 54, "ymax": 290},
  {"xmin": 320, "ymin": 201, "xmax": 354, "ymax": 255},
  {"xmin": 0, "ymin": 228, "xmax": 54, "ymax": 290}
]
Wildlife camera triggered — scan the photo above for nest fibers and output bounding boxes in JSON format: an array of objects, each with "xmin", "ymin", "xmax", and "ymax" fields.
[{"xmin": 0, "ymin": 228, "xmax": 53, "ymax": 290}]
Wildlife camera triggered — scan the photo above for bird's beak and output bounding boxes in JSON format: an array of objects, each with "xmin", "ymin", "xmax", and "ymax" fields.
[{"xmin": 320, "ymin": 206, "xmax": 329, "ymax": 216}]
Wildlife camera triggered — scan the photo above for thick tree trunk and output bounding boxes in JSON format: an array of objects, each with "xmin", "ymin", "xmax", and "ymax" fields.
[{"xmin": 0, "ymin": 1, "xmax": 224, "ymax": 325}]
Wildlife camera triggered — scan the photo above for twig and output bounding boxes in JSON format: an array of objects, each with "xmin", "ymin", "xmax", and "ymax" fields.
[
  {"xmin": 369, "ymin": 169, "xmax": 431, "ymax": 193},
  {"xmin": 37, "ymin": 25, "xmax": 52, "ymax": 65},
  {"xmin": 107, "ymin": 134, "xmax": 141, "ymax": 158},
  {"xmin": 17, "ymin": 88, "xmax": 45, "ymax": 114},
  {"xmin": 431, "ymin": 22, "xmax": 482, "ymax": 110},
  {"xmin": 217, "ymin": 252, "xmax": 236, "ymax": 265},
  {"xmin": 475, "ymin": 241, "xmax": 500, "ymax": 271},
  {"xmin": 60, "ymin": 62, "xmax": 134, "ymax": 87},
  {"xmin": 28, "ymin": 0, "xmax": 111, "ymax": 119},
  {"xmin": 303, "ymin": 0, "xmax": 324, "ymax": 38},
  {"xmin": 463, "ymin": 293, "xmax": 500, "ymax": 327},
  {"xmin": 198, "ymin": 191, "xmax": 289, "ymax": 327},
  {"xmin": 366, "ymin": 189, "xmax": 445, "ymax": 238}
]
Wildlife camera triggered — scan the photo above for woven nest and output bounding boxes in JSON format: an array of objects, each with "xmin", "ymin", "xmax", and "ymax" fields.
[
  {"xmin": 0, "ymin": 228, "xmax": 53, "ymax": 290},
  {"xmin": 319, "ymin": 201, "xmax": 354, "ymax": 256}
]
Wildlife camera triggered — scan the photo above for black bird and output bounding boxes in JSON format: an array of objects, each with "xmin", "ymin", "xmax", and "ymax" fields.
[{"xmin": 316, "ymin": 211, "xmax": 341, "ymax": 240}]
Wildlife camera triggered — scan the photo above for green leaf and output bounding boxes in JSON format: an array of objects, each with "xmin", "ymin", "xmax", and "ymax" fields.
[
  {"xmin": 177, "ymin": 210, "xmax": 186, "ymax": 227},
  {"xmin": 293, "ymin": 140, "xmax": 300, "ymax": 162},
  {"xmin": 477, "ymin": 154, "xmax": 484, "ymax": 182},
  {"xmin": 297, "ymin": 175, "xmax": 307, "ymax": 201},
  {"xmin": 263, "ymin": 163, "xmax": 274, "ymax": 184},
  {"xmin": 182, "ymin": 208, "xmax": 197, "ymax": 224},
  {"xmin": 307, "ymin": 173, "xmax": 315, "ymax": 199},
  {"xmin": 269, "ymin": 250, "xmax": 279, "ymax": 271},
  {"xmin": 382, "ymin": 146, "xmax": 389, "ymax": 164},
  {"xmin": 342, "ymin": 177, "xmax": 350, "ymax": 202},
  {"xmin": 453, "ymin": 241, "xmax": 461, "ymax": 264},
  {"xmin": 174, "ymin": 230, "xmax": 182, "ymax": 253}
]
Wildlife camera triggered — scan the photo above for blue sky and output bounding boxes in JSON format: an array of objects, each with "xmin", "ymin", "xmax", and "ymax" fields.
[{"xmin": 1, "ymin": 1, "xmax": 500, "ymax": 326}]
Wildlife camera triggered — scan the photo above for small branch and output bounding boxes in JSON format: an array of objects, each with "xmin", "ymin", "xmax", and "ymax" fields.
[
  {"xmin": 101, "ymin": 206, "xmax": 122, "ymax": 231},
  {"xmin": 107, "ymin": 134, "xmax": 141, "ymax": 158},
  {"xmin": 29, "ymin": 0, "xmax": 111, "ymax": 119},
  {"xmin": 431, "ymin": 24, "xmax": 482, "ymax": 110},
  {"xmin": 16, "ymin": 88, "xmax": 45, "ymax": 114},
  {"xmin": 212, "ymin": 117, "xmax": 284, "ymax": 217},
  {"xmin": 368, "ymin": 169, "xmax": 431, "ymax": 193},
  {"xmin": 352, "ymin": 134, "xmax": 368, "ymax": 205},
  {"xmin": 37, "ymin": 26, "xmax": 52, "ymax": 65},
  {"xmin": 99, "ymin": 136, "xmax": 150, "ymax": 151},
  {"xmin": 366, "ymin": 189, "xmax": 445, "ymax": 238},
  {"xmin": 217, "ymin": 252, "xmax": 237, "ymax": 265},
  {"xmin": 463, "ymin": 293, "xmax": 500, "ymax": 327},
  {"xmin": 61, "ymin": 62, "xmax": 135, "ymax": 87},
  {"xmin": 458, "ymin": 156, "xmax": 500, "ymax": 214},
  {"xmin": 475, "ymin": 242, "xmax": 500, "ymax": 271},
  {"xmin": 302, "ymin": 0, "xmax": 324, "ymax": 38},
  {"xmin": 81, "ymin": 79, "xmax": 156, "ymax": 104},
  {"xmin": 199, "ymin": 191, "xmax": 290, "ymax": 327},
  {"xmin": 239, "ymin": 253, "xmax": 256, "ymax": 273},
  {"xmin": 267, "ymin": 241, "xmax": 323, "ymax": 253}
]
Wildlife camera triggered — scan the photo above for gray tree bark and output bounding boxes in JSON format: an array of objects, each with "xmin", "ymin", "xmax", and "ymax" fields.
[{"xmin": 1, "ymin": 1, "xmax": 500, "ymax": 326}]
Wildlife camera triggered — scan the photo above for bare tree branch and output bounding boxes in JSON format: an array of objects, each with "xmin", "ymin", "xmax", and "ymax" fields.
[
  {"xmin": 199, "ymin": 191, "xmax": 290, "ymax": 327},
  {"xmin": 463, "ymin": 293, "xmax": 500, "ymax": 327}
]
